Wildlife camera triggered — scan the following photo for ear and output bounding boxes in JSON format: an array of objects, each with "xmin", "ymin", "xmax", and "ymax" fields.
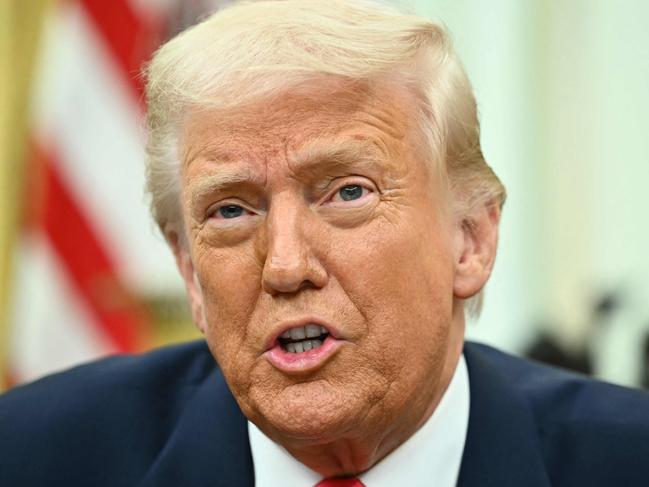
[
  {"xmin": 168, "ymin": 230, "xmax": 208, "ymax": 334},
  {"xmin": 453, "ymin": 203, "xmax": 501, "ymax": 299}
]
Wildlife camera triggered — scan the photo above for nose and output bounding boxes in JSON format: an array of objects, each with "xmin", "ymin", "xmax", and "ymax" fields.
[{"xmin": 259, "ymin": 200, "xmax": 328, "ymax": 295}]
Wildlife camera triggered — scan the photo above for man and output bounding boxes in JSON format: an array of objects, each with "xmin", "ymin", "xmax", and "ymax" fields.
[{"xmin": 1, "ymin": 1, "xmax": 648, "ymax": 486}]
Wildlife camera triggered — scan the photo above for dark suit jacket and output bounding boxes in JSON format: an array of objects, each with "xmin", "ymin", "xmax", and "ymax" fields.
[{"xmin": 1, "ymin": 340, "xmax": 648, "ymax": 486}]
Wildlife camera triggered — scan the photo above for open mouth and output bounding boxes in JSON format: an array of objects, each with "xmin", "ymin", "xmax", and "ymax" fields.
[
  {"xmin": 278, "ymin": 324, "xmax": 330, "ymax": 353},
  {"xmin": 265, "ymin": 320, "xmax": 343, "ymax": 372}
]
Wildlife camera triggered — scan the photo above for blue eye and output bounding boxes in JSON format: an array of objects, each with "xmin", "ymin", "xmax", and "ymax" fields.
[
  {"xmin": 218, "ymin": 204, "xmax": 245, "ymax": 219},
  {"xmin": 338, "ymin": 185, "xmax": 364, "ymax": 201}
]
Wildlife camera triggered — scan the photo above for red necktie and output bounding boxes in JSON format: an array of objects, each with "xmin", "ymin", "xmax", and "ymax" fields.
[{"xmin": 315, "ymin": 479, "xmax": 365, "ymax": 487}]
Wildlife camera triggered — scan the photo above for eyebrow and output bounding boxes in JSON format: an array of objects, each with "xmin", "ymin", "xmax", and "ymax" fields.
[
  {"xmin": 187, "ymin": 167, "xmax": 257, "ymax": 209},
  {"xmin": 290, "ymin": 137, "xmax": 387, "ymax": 176},
  {"xmin": 186, "ymin": 137, "xmax": 388, "ymax": 207}
]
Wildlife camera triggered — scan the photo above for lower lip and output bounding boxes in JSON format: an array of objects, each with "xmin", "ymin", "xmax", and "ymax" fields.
[{"xmin": 264, "ymin": 335, "xmax": 343, "ymax": 373}]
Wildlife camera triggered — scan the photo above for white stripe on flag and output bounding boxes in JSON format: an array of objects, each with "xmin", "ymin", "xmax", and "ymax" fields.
[
  {"xmin": 10, "ymin": 233, "xmax": 114, "ymax": 383},
  {"xmin": 31, "ymin": 2, "xmax": 181, "ymax": 296}
]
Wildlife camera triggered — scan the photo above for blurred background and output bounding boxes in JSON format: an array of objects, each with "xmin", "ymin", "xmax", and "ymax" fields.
[{"xmin": 1, "ymin": 0, "xmax": 648, "ymax": 391}]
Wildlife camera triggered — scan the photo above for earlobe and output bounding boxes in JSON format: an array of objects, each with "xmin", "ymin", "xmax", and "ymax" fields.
[
  {"xmin": 453, "ymin": 203, "xmax": 500, "ymax": 299},
  {"xmin": 168, "ymin": 230, "xmax": 208, "ymax": 334}
]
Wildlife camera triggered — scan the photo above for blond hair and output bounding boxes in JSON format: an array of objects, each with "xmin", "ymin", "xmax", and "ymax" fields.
[
  {"xmin": 146, "ymin": 0, "xmax": 505, "ymax": 232},
  {"xmin": 144, "ymin": 0, "xmax": 506, "ymax": 312}
]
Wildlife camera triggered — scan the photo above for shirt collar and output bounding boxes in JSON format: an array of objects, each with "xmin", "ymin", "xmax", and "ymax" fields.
[{"xmin": 249, "ymin": 355, "xmax": 470, "ymax": 487}]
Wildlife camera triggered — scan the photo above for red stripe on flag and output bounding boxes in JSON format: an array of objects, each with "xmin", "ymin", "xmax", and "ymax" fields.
[
  {"xmin": 80, "ymin": 0, "xmax": 164, "ymax": 103},
  {"xmin": 31, "ymin": 143, "xmax": 151, "ymax": 352}
]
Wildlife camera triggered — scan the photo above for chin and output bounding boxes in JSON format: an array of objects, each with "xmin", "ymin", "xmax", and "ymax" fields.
[{"xmin": 249, "ymin": 379, "xmax": 367, "ymax": 445}]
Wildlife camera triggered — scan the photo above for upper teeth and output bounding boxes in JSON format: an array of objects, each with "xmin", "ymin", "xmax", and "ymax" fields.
[{"xmin": 281, "ymin": 324, "xmax": 327, "ymax": 340}]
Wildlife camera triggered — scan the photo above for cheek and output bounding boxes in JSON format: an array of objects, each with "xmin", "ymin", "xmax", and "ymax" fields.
[
  {"xmin": 193, "ymin": 245, "xmax": 262, "ymax": 367},
  {"xmin": 332, "ymin": 211, "xmax": 454, "ymax": 304},
  {"xmin": 327, "ymin": 215, "xmax": 455, "ymax": 369}
]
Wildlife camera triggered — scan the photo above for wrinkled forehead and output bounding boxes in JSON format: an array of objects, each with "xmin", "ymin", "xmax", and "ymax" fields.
[{"xmin": 177, "ymin": 77, "xmax": 426, "ymax": 172}]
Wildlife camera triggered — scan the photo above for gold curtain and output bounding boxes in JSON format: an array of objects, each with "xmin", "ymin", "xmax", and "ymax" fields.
[{"xmin": 0, "ymin": 0, "xmax": 53, "ymax": 391}]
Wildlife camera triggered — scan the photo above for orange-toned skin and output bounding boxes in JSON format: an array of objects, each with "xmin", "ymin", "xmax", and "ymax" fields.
[{"xmin": 171, "ymin": 80, "xmax": 499, "ymax": 477}]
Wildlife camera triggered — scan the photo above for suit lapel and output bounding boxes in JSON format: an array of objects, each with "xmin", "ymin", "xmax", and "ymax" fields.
[
  {"xmin": 138, "ymin": 367, "xmax": 254, "ymax": 487},
  {"xmin": 457, "ymin": 344, "xmax": 552, "ymax": 487}
]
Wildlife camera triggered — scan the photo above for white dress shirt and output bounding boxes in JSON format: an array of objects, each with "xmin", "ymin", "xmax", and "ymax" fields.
[{"xmin": 248, "ymin": 355, "xmax": 470, "ymax": 487}]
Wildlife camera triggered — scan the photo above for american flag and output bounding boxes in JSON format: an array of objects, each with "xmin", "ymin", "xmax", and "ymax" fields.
[{"xmin": 4, "ymin": 0, "xmax": 226, "ymax": 387}]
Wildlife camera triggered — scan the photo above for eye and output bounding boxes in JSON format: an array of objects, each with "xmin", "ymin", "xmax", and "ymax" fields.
[
  {"xmin": 338, "ymin": 185, "xmax": 363, "ymax": 201},
  {"xmin": 211, "ymin": 203, "xmax": 250, "ymax": 220},
  {"xmin": 330, "ymin": 184, "xmax": 371, "ymax": 203}
]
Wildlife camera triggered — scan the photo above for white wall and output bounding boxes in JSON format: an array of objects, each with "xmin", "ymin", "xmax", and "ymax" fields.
[{"xmin": 411, "ymin": 0, "xmax": 649, "ymax": 383}]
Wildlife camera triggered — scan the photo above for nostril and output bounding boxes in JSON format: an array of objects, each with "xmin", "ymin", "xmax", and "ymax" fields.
[
  {"xmin": 260, "ymin": 225, "xmax": 328, "ymax": 294},
  {"xmin": 262, "ymin": 257, "xmax": 325, "ymax": 295},
  {"xmin": 263, "ymin": 252, "xmax": 304, "ymax": 285}
]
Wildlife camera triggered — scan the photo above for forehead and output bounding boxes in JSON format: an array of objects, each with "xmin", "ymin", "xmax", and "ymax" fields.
[{"xmin": 179, "ymin": 79, "xmax": 423, "ymax": 172}]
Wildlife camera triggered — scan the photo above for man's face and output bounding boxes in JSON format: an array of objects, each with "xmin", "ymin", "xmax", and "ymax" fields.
[{"xmin": 176, "ymin": 80, "xmax": 466, "ymax": 451}]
